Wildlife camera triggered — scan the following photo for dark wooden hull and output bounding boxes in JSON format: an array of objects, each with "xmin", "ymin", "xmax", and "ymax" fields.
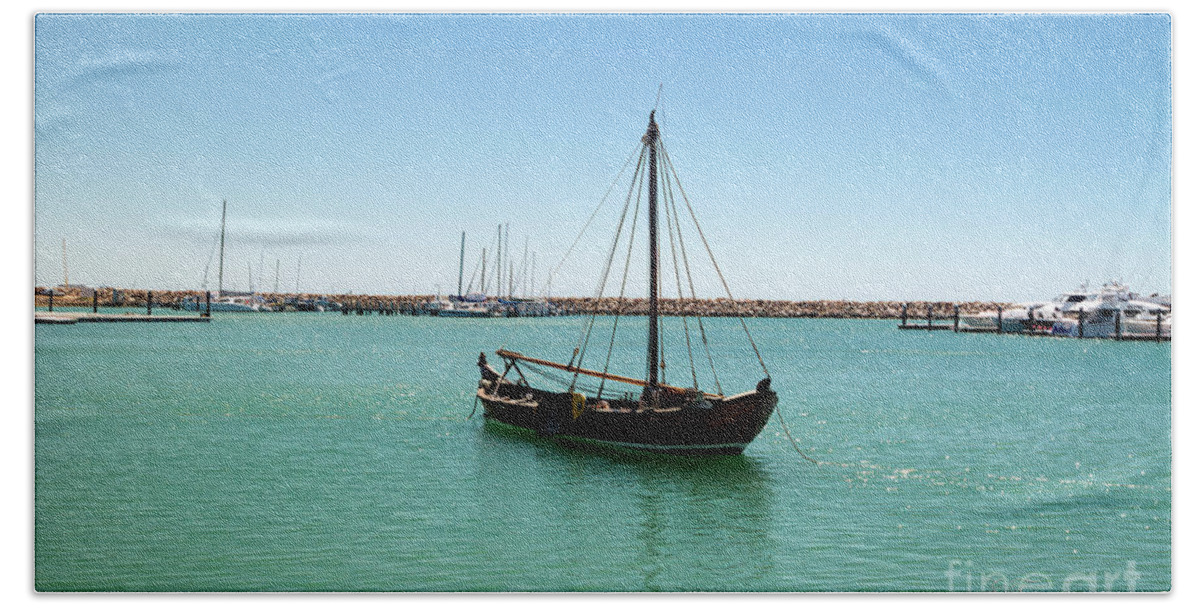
[{"xmin": 477, "ymin": 361, "xmax": 777, "ymax": 456}]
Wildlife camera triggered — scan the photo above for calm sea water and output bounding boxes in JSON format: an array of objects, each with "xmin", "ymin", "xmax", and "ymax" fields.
[{"xmin": 34, "ymin": 310, "xmax": 1170, "ymax": 591}]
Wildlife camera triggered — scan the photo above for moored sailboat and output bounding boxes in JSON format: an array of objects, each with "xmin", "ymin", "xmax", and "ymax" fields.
[
  {"xmin": 475, "ymin": 111, "xmax": 777, "ymax": 456},
  {"xmin": 180, "ymin": 200, "xmax": 267, "ymax": 313}
]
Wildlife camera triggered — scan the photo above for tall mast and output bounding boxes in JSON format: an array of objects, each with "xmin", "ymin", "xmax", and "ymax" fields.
[
  {"xmin": 495, "ymin": 224, "xmax": 502, "ymax": 297},
  {"xmin": 481, "ymin": 248, "xmax": 488, "ymax": 295},
  {"xmin": 217, "ymin": 200, "xmax": 226, "ymax": 296},
  {"xmin": 457, "ymin": 230, "xmax": 466, "ymax": 298},
  {"xmin": 643, "ymin": 111, "xmax": 661, "ymax": 396},
  {"xmin": 521, "ymin": 237, "xmax": 529, "ymax": 297},
  {"xmin": 61, "ymin": 238, "xmax": 68, "ymax": 287}
]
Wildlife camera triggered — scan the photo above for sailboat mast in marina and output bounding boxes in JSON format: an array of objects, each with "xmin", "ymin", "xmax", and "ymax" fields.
[
  {"xmin": 189, "ymin": 200, "xmax": 266, "ymax": 313},
  {"xmin": 217, "ymin": 199, "xmax": 227, "ymax": 296},
  {"xmin": 458, "ymin": 230, "xmax": 466, "ymax": 299},
  {"xmin": 476, "ymin": 110, "xmax": 777, "ymax": 456}
]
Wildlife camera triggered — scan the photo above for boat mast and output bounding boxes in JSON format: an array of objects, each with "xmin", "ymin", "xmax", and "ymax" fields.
[
  {"xmin": 217, "ymin": 200, "xmax": 226, "ymax": 296},
  {"xmin": 520, "ymin": 237, "xmax": 529, "ymax": 297},
  {"xmin": 457, "ymin": 230, "xmax": 466, "ymax": 298},
  {"xmin": 644, "ymin": 111, "xmax": 661, "ymax": 397}
]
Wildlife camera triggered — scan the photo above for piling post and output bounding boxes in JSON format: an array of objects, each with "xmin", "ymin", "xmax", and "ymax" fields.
[
  {"xmin": 926, "ymin": 303, "xmax": 933, "ymax": 329},
  {"xmin": 901, "ymin": 302, "xmax": 908, "ymax": 327},
  {"xmin": 146, "ymin": 290, "xmax": 152, "ymax": 315},
  {"xmin": 996, "ymin": 305, "xmax": 1003, "ymax": 334},
  {"xmin": 48, "ymin": 290, "xmax": 53, "ymax": 312},
  {"xmin": 1115, "ymin": 309, "xmax": 1122, "ymax": 341},
  {"xmin": 953, "ymin": 304, "xmax": 960, "ymax": 332},
  {"xmin": 205, "ymin": 291, "xmax": 211, "ymax": 317},
  {"xmin": 1077, "ymin": 311, "xmax": 1085, "ymax": 338},
  {"xmin": 1156, "ymin": 311, "xmax": 1162, "ymax": 343},
  {"xmin": 92, "ymin": 290, "xmax": 98, "ymax": 313}
]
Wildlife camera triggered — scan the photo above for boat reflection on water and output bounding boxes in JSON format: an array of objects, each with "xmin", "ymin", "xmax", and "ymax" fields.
[
  {"xmin": 474, "ymin": 421, "xmax": 776, "ymax": 591},
  {"xmin": 631, "ymin": 455, "xmax": 776, "ymax": 591}
]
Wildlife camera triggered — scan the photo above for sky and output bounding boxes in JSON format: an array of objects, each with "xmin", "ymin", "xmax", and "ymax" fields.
[{"xmin": 32, "ymin": 12, "xmax": 1172, "ymax": 301}]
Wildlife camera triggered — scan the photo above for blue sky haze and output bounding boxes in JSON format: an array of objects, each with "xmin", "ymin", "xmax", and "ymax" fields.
[{"xmin": 34, "ymin": 13, "xmax": 1171, "ymax": 301}]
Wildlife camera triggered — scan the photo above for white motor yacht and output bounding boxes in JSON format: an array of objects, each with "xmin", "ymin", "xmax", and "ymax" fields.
[{"xmin": 1050, "ymin": 282, "xmax": 1170, "ymax": 338}]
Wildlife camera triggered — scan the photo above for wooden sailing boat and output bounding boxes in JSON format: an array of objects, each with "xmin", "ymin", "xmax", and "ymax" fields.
[{"xmin": 476, "ymin": 111, "xmax": 777, "ymax": 456}]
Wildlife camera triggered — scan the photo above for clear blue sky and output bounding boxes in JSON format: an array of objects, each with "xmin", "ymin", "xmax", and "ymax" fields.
[{"xmin": 33, "ymin": 13, "xmax": 1171, "ymax": 301}]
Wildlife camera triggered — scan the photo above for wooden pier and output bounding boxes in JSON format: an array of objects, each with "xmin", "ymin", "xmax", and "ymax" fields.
[
  {"xmin": 35, "ymin": 312, "xmax": 210, "ymax": 325},
  {"xmin": 896, "ymin": 302, "xmax": 958, "ymax": 331}
]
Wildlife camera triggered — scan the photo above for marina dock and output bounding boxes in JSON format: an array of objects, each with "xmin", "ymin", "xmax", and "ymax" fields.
[
  {"xmin": 897, "ymin": 302, "xmax": 958, "ymax": 331},
  {"xmin": 35, "ymin": 312, "xmax": 210, "ymax": 325},
  {"xmin": 896, "ymin": 301, "xmax": 1170, "ymax": 342}
]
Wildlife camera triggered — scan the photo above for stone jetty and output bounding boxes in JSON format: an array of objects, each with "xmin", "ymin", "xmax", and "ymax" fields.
[
  {"xmin": 546, "ymin": 297, "xmax": 1006, "ymax": 318},
  {"xmin": 35, "ymin": 286, "xmax": 1007, "ymax": 320}
]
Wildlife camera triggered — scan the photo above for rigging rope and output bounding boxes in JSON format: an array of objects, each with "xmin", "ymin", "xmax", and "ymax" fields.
[
  {"xmin": 660, "ymin": 142, "xmax": 723, "ymax": 395},
  {"xmin": 597, "ymin": 166, "xmax": 644, "ymax": 398},
  {"xmin": 464, "ymin": 253, "xmax": 482, "ymax": 295},
  {"xmin": 658, "ymin": 314, "xmax": 667, "ymax": 386},
  {"xmin": 572, "ymin": 147, "xmax": 646, "ymax": 389},
  {"xmin": 656, "ymin": 138, "xmax": 817, "ymax": 464},
  {"xmin": 543, "ymin": 142, "xmax": 644, "ymax": 298},
  {"xmin": 660, "ymin": 144, "xmax": 771, "ymax": 378},
  {"xmin": 660, "ymin": 165, "xmax": 700, "ymax": 392},
  {"xmin": 200, "ymin": 231, "xmax": 221, "ymax": 291}
]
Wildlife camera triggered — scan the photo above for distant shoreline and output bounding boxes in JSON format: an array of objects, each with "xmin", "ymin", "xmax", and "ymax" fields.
[{"xmin": 34, "ymin": 287, "xmax": 1009, "ymax": 319}]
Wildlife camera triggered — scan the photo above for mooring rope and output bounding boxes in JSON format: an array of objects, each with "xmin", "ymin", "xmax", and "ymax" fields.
[
  {"xmin": 467, "ymin": 394, "xmax": 479, "ymax": 420},
  {"xmin": 774, "ymin": 408, "xmax": 819, "ymax": 464}
]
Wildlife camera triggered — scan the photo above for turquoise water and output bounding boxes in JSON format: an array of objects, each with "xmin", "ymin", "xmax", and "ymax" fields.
[{"xmin": 35, "ymin": 311, "xmax": 1170, "ymax": 591}]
